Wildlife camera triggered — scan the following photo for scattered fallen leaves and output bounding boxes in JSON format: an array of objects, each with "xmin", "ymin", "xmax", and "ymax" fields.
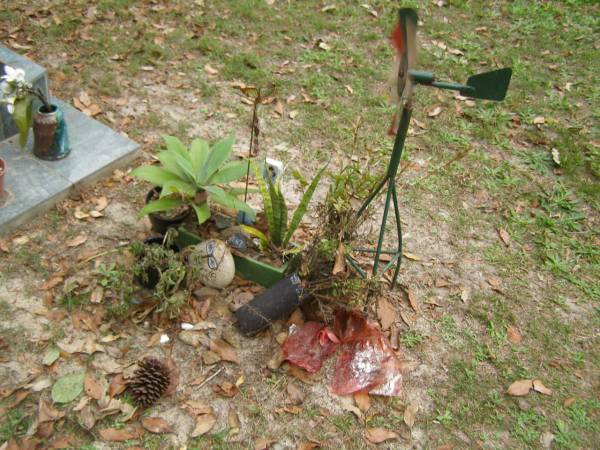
[
  {"xmin": 212, "ymin": 380, "xmax": 239, "ymax": 397},
  {"xmin": 287, "ymin": 381, "xmax": 305, "ymax": 405},
  {"xmin": 255, "ymin": 438, "xmax": 275, "ymax": 450},
  {"xmin": 210, "ymin": 339, "xmax": 239, "ymax": 363},
  {"xmin": 52, "ymin": 372, "xmax": 85, "ymax": 404},
  {"xmin": 364, "ymin": 427, "xmax": 399, "ymax": 444},
  {"xmin": 66, "ymin": 234, "xmax": 88, "ymax": 247},
  {"xmin": 407, "ymin": 287, "xmax": 420, "ymax": 313},
  {"xmin": 332, "ymin": 243, "xmax": 346, "ymax": 275},
  {"xmin": 90, "ymin": 286, "xmax": 104, "ymax": 304},
  {"xmin": 533, "ymin": 116, "xmax": 545, "ymax": 125},
  {"xmin": 43, "ymin": 347, "xmax": 60, "ymax": 366},
  {"xmin": 533, "ymin": 379, "xmax": 552, "ymax": 396},
  {"xmin": 108, "ymin": 373, "xmax": 127, "ymax": 397},
  {"xmin": 507, "ymin": 379, "xmax": 533, "ymax": 396},
  {"xmin": 98, "ymin": 427, "xmax": 143, "ymax": 442},
  {"xmin": 563, "ymin": 397, "xmax": 576, "ymax": 408},
  {"xmin": 404, "ymin": 403, "xmax": 417, "ymax": 428},
  {"xmin": 84, "ymin": 374, "xmax": 105, "ymax": 400},
  {"xmin": 40, "ymin": 275, "xmax": 63, "ymax": 290},
  {"xmin": 38, "ymin": 398, "xmax": 65, "ymax": 422},
  {"xmin": 377, "ymin": 297, "xmax": 398, "ymax": 330},
  {"xmin": 498, "ymin": 228, "xmax": 511, "ymax": 246},
  {"xmin": 507, "ymin": 325, "xmax": 522, "ymax": 345},
  {"xmin": 141, "ymin": 417, "xmax": 173, "ymax": 434},
  {"xmin": 354, "ymin": 392, "xmax": 370, "ymax": 412},
  {"xmin": 191, "ymin": 413, "xmax": 216, "ymax": 437},
  {"xmin": 204, "ymin": 64, "xmax": 219, "ymax": 75},
  {"xmin": 427, "ymin": 105, "xmax": 443, "ymax": 117}
]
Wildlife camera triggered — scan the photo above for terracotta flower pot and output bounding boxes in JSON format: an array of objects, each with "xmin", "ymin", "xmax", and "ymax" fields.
[
  {"xmin": 0, "ymin": 158, "xmax": 6, "ymax": 197},
  {"xmin": 33, "ymin": 103, "xmax": 70, "ymax": 160}
]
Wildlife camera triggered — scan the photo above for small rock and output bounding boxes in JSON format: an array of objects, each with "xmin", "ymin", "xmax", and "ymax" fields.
[
  {"xmin": 517, "ymin": 398, "xmax": 531, "ymax": 411},
  {"xmin": 202, "ymin": 350, "xmax": 221, "ymax": 365},
  {"xmin": 540, "ymin": 432, "xmax": 555, "ymax": 449},
  {"xmin": 267, "ymin": 349, "xmax": 285, "ymax": 371},
  {"xmin": 179, "ymin": 331, "xmax": 202, "ymax": 347}
]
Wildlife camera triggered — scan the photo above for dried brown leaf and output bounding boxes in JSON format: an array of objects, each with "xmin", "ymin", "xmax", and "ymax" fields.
[
  {"xmin": 108, "ymin": 373, "xmax": 127, "ymax": 398},
  {"xmin": 507, "ymin": 325, "xmax": 522, "ymax": 345},
  {"xmin": 212, "ymin": 380, "xmax": 239, "ymax": 397},
  {"xmin": 498, "ymin": 228, "xmax": 511, "ymax": 246},
  {"xmin": 84, "ymin": 374, "xmax": 105, "ymax": 400},
  {"xmin": 255, "ymin": 438, "xmax": 275, "ymax": 450},
  {"xmin": 507, "ymin": 379, "xmax": 533, "ymax": 396},
  {"xmin": 533, "ymin": 379, "xmax": 552, "ymax": 396},
  {"xmin": 407, "ymin": 287, "xmax": 420, "ymax": 313},
  {"xmin": 40, "ymin": 275, "xmax": 63, "ymax": 291},
  {"xmin": 204, "ymin": 64, "xmax": 218, "ymax": 75},
  {"xmin": 427, "ymin": 105, "xmax": 443, "ymax": 117},
  {"xmin": 353, "ymin": 392, "xmax": 370, "ymax": 413},
  {"xmin": 364, "ymin": 427, "xmax": 399, "ymax": 444},
  {"xmin": 404, "ymin": 403, "xmax": 417, "ymax": 428},
  {"xmin": 563, "ymin": 397, "xmax": 576, "ymax": 408},
  {"xmin": 287, "ymin": 381, "xmax": 305, "ymax": 405},
  {"xmin": 90, "ymin": 286, "xmax": 104, "ymax": 304},
  {"xmin": 98, "ymin": 427, "xmax": 143, "ymax": 441},
  {"xmin": 66, "ymin": 234, "xmax": 87, "ymax": 247},
  {"xmin": 210, "ymin": 339, "xmax": 239, "ymax": 363},
  {"xmin": 39, "ymin": 398, "xmax": 65, "ymax": 423},
  {"xmin": 141, "ymin": 417, "xmax": 173, "ymax": 434},
  {"xmin": 377, "ymin": 297, "xmax": 398, "ymax": 331},
  {"xmin": 191, "ymin": 413, "xmax": 216, "ymax": 437},
  {"xmin": 332, "ymin": 243, "xmax": 346, "ymax": 275}
]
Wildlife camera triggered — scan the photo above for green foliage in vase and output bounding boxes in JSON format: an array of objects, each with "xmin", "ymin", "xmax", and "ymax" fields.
[{"xmin": 131, "ymin": 135, "xmax": 255, "ymax": 225}]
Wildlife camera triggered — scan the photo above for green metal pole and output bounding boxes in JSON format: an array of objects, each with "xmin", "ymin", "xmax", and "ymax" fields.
[
  {"xmin": 390, "ymin": 182, "xmax": 402, "ymax": 288},
  {"xmin": 371, "ymin": 104, "xmax": 412, "ymax": 277},
  {"xmin": 357, "ymin": 175, "xmax": 388, "ymax": 217}
]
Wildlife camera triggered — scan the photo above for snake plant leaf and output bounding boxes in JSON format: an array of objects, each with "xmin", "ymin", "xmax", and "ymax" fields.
[
  {"xmin": 130, "ymin": 165, "xmax": 180, "ymax": 187},
  {"xmin": 162, "ymin": 135, "xmax": 189, "ymax": 160},
  {"xmin": 252, "ymin": 162, "xmax": 274, "ymax": 234},
  {"xmin": 204, "ymin": 185, "xmax": 255, "ymax": 218},
  {"xmin": 190, "ymin": 138, "xmax": 210, "ymax": 181},
  {"xmin": 160, "ymin": 179, "xmax": 196, "ymax": 198},
  {"xmin": 139, "ymin": 197, "xmax": 186, "ymax": 217},
  {"xmin": 276, "ymin": 184, "xmax": 288, "ymax": 246},
  {"xmin": 201, "ymin": 135, "xmax": 234, "ymax": 183},
  {"xmin": 268, "ymin": 177, "xmax": 283, "ymax": 246},
  {"xmin": 283, "ymin": 166, "xmax": 326, "ymax": 246},
  {"xmin": 209, "ymin": 160, "xmax": 248, "ymax": 185},
  {"xmin": 157, "ymin": 150, "xmax": 190, "ymax": 182},
  {"xmin": 13, "ymin": 97, "xmax": 32, "ymax": 149},
  {"xmin": 192, "ymin": 202, "xmax": 211, "ymax": 225},
  {"xmin": 239, "ymin": 225, "xmax": 269, "ymax": 250}
]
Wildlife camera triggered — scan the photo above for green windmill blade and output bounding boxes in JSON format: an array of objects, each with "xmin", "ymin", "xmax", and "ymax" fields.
[{"xmin": 466, "ymin": 68, "xmax": 513, "ymax": 101}]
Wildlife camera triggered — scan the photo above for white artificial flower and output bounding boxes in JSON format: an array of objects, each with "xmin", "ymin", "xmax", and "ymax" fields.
[{"xmin": 2, "ymin": 65, "xmax": 26, "ymax": 84}]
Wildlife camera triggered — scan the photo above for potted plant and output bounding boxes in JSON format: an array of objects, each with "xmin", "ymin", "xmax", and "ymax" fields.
[
  {"xmin": 131, "ymin": 135, "xmax": 255, "ymax": 232},
  {"xmin": 0, "ymin": 65, "xmax": 70, "ymax": 160}
]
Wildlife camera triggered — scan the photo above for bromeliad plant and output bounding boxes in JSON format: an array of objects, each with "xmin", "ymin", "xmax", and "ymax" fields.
[
  {"xmin": 0, "ymin": 65, "xmax": 52, "ymax": 148},
  {"xmin": 131, "ymin": 135, "xmax": 255, "ymax": 225},
  {"xmin": 247, "ymin": 161, "xmax": 325, "ymax": 249}
]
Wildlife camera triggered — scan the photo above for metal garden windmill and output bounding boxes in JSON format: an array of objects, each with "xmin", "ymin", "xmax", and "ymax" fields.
[{"xmin": 346, "ymin": 8, "xmax": 512, "ymax": 288}]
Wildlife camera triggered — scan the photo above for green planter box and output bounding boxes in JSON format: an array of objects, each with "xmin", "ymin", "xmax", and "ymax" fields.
[{"xmin": 174, "ymin": 229, "xmax": 287, "ymax": 288}]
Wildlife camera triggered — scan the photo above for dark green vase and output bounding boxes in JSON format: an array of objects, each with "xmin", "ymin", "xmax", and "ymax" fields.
[{"xmin": 32, "ymin": 104, "xmax": 70, "ymax": 160}]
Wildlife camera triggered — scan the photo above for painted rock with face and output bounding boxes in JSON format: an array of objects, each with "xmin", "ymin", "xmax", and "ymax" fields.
[{"xmin": 186, "ymin": 239, "xmax": 235, "ymax": 289}]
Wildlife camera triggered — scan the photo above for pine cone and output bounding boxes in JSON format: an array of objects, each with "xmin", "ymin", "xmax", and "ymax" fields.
[{"xmin": 128, "ymin": 357, "xmax": 171, "ymax": 407}]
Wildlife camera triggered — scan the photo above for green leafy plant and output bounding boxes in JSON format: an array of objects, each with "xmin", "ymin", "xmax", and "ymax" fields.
[
  {"xmin": 130, "ymin": 135, "xmax": 255, "ymax": 225},
  {"xmin": 251, "ymin": 162, "xmax": 325, "ymax": 248}
]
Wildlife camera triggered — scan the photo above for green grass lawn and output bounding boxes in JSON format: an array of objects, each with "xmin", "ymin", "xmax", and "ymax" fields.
[{"xmin": 1, "ymin": 0, "xmax": 598, "ymax": 448}]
